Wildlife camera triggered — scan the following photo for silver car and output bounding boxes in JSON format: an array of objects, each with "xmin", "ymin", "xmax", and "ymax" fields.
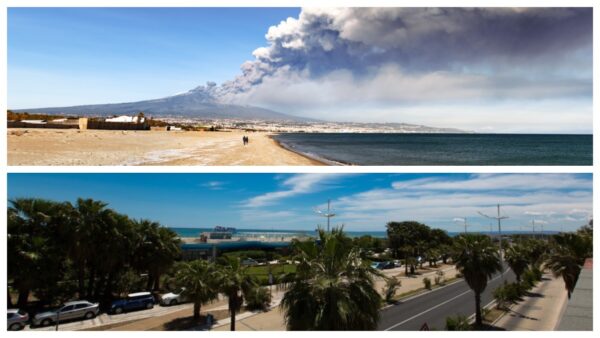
[
  {"xmin": 33, "ymin": 300, "xmax": 99, "ymax": 327},
  {"xmin": 8, "ymin": 309, "xmax": 29, "ymax": 331}
]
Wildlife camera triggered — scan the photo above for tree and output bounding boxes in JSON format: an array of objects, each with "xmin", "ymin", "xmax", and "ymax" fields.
[
  {"xmin": 8, "ymin": 197, "xmax": 182, "ymax": 308},
  {"xmin": 546, "ymin": 232, "xmax": 592, "ymax": 298},
  {"xmin": 8, "ymin": 199, "xmax": 71, "ymax": 307},
  {"xmin": 504, "ymin": 244, "xmax": 530, "ymax": 282},
  {"xmin": 280, "ymin": 228, "xmax": 383, "ymax": 330},
  {"xmin": 176, "ymin": 260, "xmax": 220, "ymax": 319},
  {"xmin": 452, "ymin": 234, "xmax": 502, "ymax": 326},
  {"xmin": 132, "ymin": 220, "xmax": 181, "ymax": 291},
  {"xmin": 217, "ymin": 257, "xmax": 256, "ymax": 331}
]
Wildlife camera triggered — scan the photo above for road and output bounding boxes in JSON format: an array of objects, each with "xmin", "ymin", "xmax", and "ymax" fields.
[{"xmin": 379, "ymin": 266, "xmax": 514, "ymax": 331}]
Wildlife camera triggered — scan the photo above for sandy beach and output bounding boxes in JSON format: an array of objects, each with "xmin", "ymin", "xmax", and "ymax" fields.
[{"xmin": 7, "ymin": 129, "xmax": 324, "ymax": 166}]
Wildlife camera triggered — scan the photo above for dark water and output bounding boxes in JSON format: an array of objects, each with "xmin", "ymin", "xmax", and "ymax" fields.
[
  {"xmin": 170, "ymin": 227, "xmax": 556, "ymax": 239},
  {"xmin": 273, "ymin": 133, "xmax": 592, "ymax": 165},
  {"xmin": 170, "ymin": 227, "xmax": 388, "ymax": 238}
]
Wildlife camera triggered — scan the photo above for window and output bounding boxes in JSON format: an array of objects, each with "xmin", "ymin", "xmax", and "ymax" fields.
[{"xmin": 61, "ymin": 305, "xmax": 74, "ymax": 312}]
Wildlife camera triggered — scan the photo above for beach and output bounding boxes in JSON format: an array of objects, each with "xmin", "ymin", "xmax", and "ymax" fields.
[{"xmin": 7, "ymin": 129, "xmax": 324, "ymax": 166}]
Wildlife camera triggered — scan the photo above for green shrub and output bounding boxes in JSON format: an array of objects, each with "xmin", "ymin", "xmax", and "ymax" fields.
[
  {"xmin": 531, "ymin": 266, "xmax": 543, "ymax": 281},
  {"xmin": 445, "ymin": 315, "xmax": 471, "ymax": 331},
  {"xmin": 521, "ymin": 269, "xmax": 537, "ymax": 290},
  {"xmin": 383, "ymin": 277, "xmax": 401, "ymax": 303},
  {"xmin": 245, "ymin": 287, "xmax": 272, "ymax": 311},
  {"xmin": 494, "ymin": 281, "xmax": 524, "ymax": 309},
  {"xmin": 423, "ymin": 277, "xmax": 432, "ymax": 290},
  {"xmin": 434, "ymin": 270, "xmax": 445, "ymax": 285}
]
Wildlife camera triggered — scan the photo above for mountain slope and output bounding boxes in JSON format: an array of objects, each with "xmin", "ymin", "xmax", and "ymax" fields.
[{"xmin": 13, "ymin": 85, "xmax": 311, "ymax": 122}]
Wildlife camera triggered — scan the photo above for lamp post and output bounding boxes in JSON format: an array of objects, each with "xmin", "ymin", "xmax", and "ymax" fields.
[
  {"xmin": 315, "ymin": 200, "xmax": 336, "ymax": 232},
  {"xmin": 479, "ymin": 204, "xmax": 509, "ymax": 282}
]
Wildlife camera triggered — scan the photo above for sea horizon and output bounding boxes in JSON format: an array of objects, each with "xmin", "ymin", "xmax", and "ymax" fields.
[{"xmin": 169, "ymin": 226, "xmax": 560, "ymax": 239}]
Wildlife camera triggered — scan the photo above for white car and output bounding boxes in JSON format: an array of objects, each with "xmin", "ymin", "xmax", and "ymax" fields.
[{"xmin": 160, "ymin": 287, "xmax": 188, "ymax": 306}]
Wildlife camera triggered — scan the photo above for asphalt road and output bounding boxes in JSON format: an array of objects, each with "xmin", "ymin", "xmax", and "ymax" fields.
[{"xmin": 379, "ymin": 266, "xmax": 515, "ymax": 331}]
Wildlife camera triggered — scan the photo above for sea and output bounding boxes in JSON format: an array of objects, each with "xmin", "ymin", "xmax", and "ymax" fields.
[
  {"xmin": 170, "ymin": 227, "xmax": 556, "ymax": 239},
  {"xmin": 273, "ymin": 133, "xmax": 592, "ymax": 165}
]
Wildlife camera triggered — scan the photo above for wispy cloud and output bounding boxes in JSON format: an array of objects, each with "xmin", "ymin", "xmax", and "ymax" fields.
[
  {"xmin": 244, "ymin": 174, "xmax": 347, "ymax": 208},
  {"xmin": 391, "ymin": 174, "xmax": 590, "ymax": 191},
  {"xmin": 202, "ymin": 181, "xmax": 227, "ymax": 190},
  {"xmin": 333, "ymin": 174, "xmax": 591, "ymax": 232}
]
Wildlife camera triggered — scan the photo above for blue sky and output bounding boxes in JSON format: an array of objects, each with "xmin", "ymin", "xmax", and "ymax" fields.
[
  {"xmin": 7, "ymin": 7, "xmax": 592, "ymax": 133},
  {"xmin": 8, "ymin": 173, "xmax": 592, "ymax": 233},
  {"xmin": 8, "ymin": 7, "xmax": 299, "ymax": 107}
]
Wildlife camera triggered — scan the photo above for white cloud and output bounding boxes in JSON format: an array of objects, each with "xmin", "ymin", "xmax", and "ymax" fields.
[
  {"xmin": 332, "ymin": 174, "xmax": 591, "ymax": 232},
  {"xmin": 202, "ymin": 181, "xmax": 226, "ymax": 190},
  {"xmin": 391, "ymin": 174, "xmax": 591, "ymax": 191},
  {"xmin": 244, "ymin": 173, "xmax": 346, "ymax": 208}
]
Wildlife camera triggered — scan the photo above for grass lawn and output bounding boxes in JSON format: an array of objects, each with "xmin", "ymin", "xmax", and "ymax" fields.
[{"xmin": 246, "ymin": 264, "xmax": 296, "ymax": 276}]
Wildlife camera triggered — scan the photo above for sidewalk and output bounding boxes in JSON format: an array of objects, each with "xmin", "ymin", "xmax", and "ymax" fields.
[{"xmin": 493, "ymin": 272, "xmax": 568, "ymax": 331}]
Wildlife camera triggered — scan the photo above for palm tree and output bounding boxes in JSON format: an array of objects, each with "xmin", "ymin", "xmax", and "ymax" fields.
[
  {"xmin": 176, "ymin": 260, "xmax": 220, "ymax": 319},
  {"xmin": 504, "ymin": 244, "xmax": 530, "ymax": 282},
  {"xmin": 217, "ymin": 257, "xmax": 256, "ymax": 331},
  {"xmin": 452, "ymin": 234, "xmax": 502, "ymax": 326},
  {"xmin": 546, "ymin": 232, "xmax": 592, "ymax": 298},
  {"xmin": 8, "ymin": 198, "xmax": 69, "ymax": 307},
  {"xmin": 280, "ymin": 228, "xmax": 383, "ymax": 330}
]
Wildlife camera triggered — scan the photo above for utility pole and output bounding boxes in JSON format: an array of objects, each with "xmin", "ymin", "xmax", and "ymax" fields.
[
  {"xmin": 454, "ymin": 217, "xmax": 468, "ymax": 234},
  {"xmin": 315, "ymin": 200, "xmax": 336, "ymax": 232},
  {"xmin": 479, "ymin": 204, "xmax": 509, "ymax": 282}
]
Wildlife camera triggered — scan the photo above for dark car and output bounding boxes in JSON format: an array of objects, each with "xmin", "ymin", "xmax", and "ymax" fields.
[
  {"xmin": 381, "ymin": 261, "xmax": 396, "ymax": 269},
  {"xmin": 109, "ymin": 292, "xmax": 154, "ymax": 314}
]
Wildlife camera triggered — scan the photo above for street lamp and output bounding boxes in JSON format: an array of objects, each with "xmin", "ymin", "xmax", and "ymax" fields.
[
  {"xmin": 478, "ymin": 204, "xmax": 509, "ymax": 282},
  {"xmin": 453, "ymin": 217, "xmax": 468, "ymax": 234}
]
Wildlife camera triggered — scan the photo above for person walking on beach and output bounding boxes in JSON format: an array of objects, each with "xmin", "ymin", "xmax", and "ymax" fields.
[{"xmin": 242, "ymin": 136, "xmax": 247, "ymax": 145}]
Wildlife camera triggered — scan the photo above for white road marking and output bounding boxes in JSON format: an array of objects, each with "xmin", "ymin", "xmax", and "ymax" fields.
[{"xmin": 383, "ymin": 268, "xmax": 510, "ymax": 331}]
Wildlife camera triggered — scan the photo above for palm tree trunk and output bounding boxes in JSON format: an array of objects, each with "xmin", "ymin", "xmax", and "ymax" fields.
[
  {"xmin": 8, "ymin": 289, "xmax": 14, "ymax": 308},
  {"xmin": 230, "ymin": 307, "xmax": 236, "ymax": 331},
  {"xmin": 146, "ymin": 273, "xmax": 154, "ymax": 291},
  {"xmin": 193, "ymin": 302, "xmax": 201, "ymax": 319},
  {"xmin": 77, "ymin": 265, "xmax": 85, "ymax": 298},
  {"xmin": 474, "ymin": 292, "xmax": 482, "ymax": 326},
  {"xmin": 87, "ymin": 269, "xmax": 96, "ymax": 298},
  {"xmin": 154, "ymin": 274, "xmax": 160, "ymax": 291},
  {"xmin": 17, "ymin": 287, "xmax": 29, "ymax": 308},
  {"xmin": 229, "ymin": 296, "xmax": 236, "ymax": 331}
]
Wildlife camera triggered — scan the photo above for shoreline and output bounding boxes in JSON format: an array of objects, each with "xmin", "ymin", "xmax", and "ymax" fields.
[
  {"xmin": 267, "ymin": 133, "xmax": 330, "ymax": 166},
  {"xmin": 269, "ymin": 134, "xmax": 350, "ymax": 166}
]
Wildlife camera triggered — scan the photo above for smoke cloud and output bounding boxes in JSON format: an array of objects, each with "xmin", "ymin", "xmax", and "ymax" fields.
[{"xmin": 205, "ymin": 8, "xmax": 592, "ymax": 131}]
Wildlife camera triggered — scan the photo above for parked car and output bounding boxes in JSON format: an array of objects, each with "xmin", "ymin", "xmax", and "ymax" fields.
[
  {"xmin": 8, "ymin": 309, "xmax": 29, "ymax": 330},
  {"xmin": 110, "ymin": 292, "xmax": 155, "ymax": 314},
  {"xmin": 241, "ymin": 258, "xmax": 259, "ymax": 266},
  {"xmin": 381, "ymin": 261, "xmax": 396, "ymax": 269},
  {"xmin": 372, "ymin": 261, "xmax": 396, "ymax": 270},
  {"xmin": 32, "ymin": 301, "xmax": 99, "ymax": 327},
  {"xmin": 160, "ymin": 287, "xmax": 188, "ymax": 306}
]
